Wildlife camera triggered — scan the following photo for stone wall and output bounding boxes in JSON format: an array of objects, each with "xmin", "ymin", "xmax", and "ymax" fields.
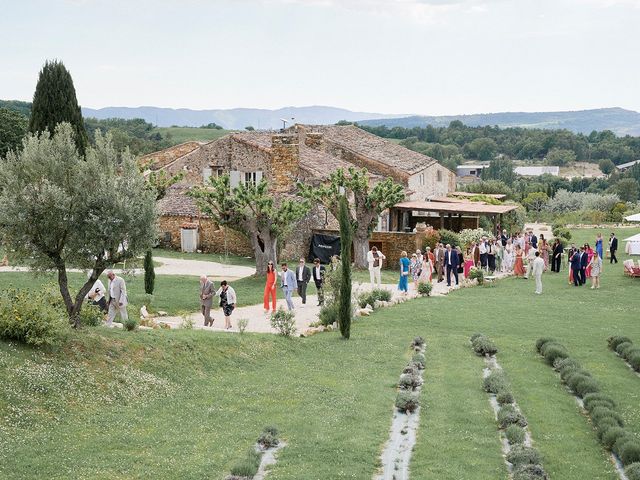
[
  {"xmin": 270, "ymin": 134, "xmax": 300, "ymax": 194},
  {"xmin": 158, "ymin": 215, "xmax": 254, "ymax": 257},
  {"xmin": 407, "ymin": 163, "xmax": 457, "ymax": 200},
  {"xmin": 369, "ymin": 231, "xmax": 421, "ymax": 269}
]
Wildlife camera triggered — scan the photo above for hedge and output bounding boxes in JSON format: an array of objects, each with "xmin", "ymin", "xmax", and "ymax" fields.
[{"xmin": 608, "ymin": 335, "xmax": 640, "ymax": 373}]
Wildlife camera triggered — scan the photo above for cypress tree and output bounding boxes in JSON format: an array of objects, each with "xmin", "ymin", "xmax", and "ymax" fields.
[
  {"xmin": 338, "ymin": 195, "xmax": 352, "ymax": 339},
  {"xmin": 144, "ymin": 250, "xmax": 155, "ymax": 295},
  {"xmin": 29, "ymin": 60, "xmax": 88, "ymax": 155}
]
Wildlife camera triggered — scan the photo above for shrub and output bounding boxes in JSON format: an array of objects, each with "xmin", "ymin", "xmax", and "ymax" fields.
[
  {"xmin": 498, "ymin": 405, "xmax": 527, "ymax": 429},
  {"xmin": 395, "ymin": 391, "xmax": 420, "ymax": 413},
  {"xmin": 497, "ymin": 391, "xmax": 515, "ymax": 405},
  {"xmin": 403, "ymin": 364, "xmax": 418, "ymax": 375},
  {"xmin": 620, "ymin": 441, "xmax": 640, "ymax": 466},
  {"xmin": 398, "ymin": 373, "xmax": 422, "ymax": 390},
  {"xmin": 229, "ymin": 447, "xmax": 262, "ymax": 477},
  {"xmin": 613, "ymin": 434, "xmax": 637, "ymax": 456},
  {"xmin": 438, "ymin": 229, "xmax": 460, "ymax": 249},
  {"xmin": 629, "ymin": 353, "xmax": 640, "ymax": 372},
  {"xmin": 469, "ymin": 267, "xmax": 485, "ymax": 285},
  {"xmin": 583, "ymin": 393, "xmax": 617, "ymax": 411},
  {"xmin": 542, "ymin": 344, "xmax": 569, "ymax": 365},
  {"xmin": 270, "ymin": 308, "xmax": 296, "ymax": 337},
  {"xmin": 512, "ymin": 464, "xmax": 548, "ymax": 480},
  {"xmin": 554, "ymin": 357, "xmax": 581, "ymax": 372},
  {"xmin": 536, "ymin": 337, "xmax": 556, "ymax": 353},
  {"xmin": 552, "ymin": 226, "xmax": 572, "ymax": 242},
  {"xmin": 608, "ymin": 335, "xmax": 633, "ymax": 350},
  {"xmin": 411, "ymin": 336, "xmax": 426, "ymax": 348},
  {"xmin": 562, "ymin": 367, "xmax": 591, "ymax": 384},
  {"xmin": 357, "ymin": 289, "xmax": 392, "ymax": 309},
  {"xmin": 0, "ymin": 288, "xmax": 66, "ymax": 346},
  {"xmin": 417, "ymin": 282, "xmax": 432, "ymax": 296},
  {"xmin": 458, "ymin": 228, "xmax": 494, "ymax": 247},
  {"xmin": 591, "ymin": 407, "xmax": 624, "ymax": 428},
  {"xmin": 616, "ymin": 342, "xmax": 634, "ymax": 356},
  {"xmin": 470, "ymin": 333, "xmax": 483, "ymax": 343},
  {"xmin": 506, "ymin": 445, "xmax": 541, "ymax": 467},
  {"xmin": 258, "ymin": 426, "xmax": 279, "ymax": 449},
  {"xmin": 412, "ymin": 352, "xmax": 426, "ymax": 369},
  {"xmin": 573, "ymin": 376, "xmax": 600, "ymax": 397},
  {"xmin": 483, "ymin": 370, "xmax": 508, "ymax": 394},
  {"xmin": 318, "ymin": 302, "xmax": 339, "ymax": 326},
  {"xmin": 423, "ymin": 228, "xmax": 441, "ymax": 251},
  {"xmin": 505, "ymin": 424, "xmax": 526, "ymax": 445},
  {"xmin": 626, "ymin": 463, "xmax": 640, "ymax": 480},
  {"xmin": 238, "ymin": 318, "xmax": 249, "ymax": 334},
  {"xmin": 123, "ymin": 317, "xmax": 138, "ymax": 331},
  {"xmin": 78, "ymin": 303, "xmax": 104, "ymax": 327},
  {"xmin": 602, "ymin": 426, "xmax": 627, "ymax": 450},
  {"xmin": 472, "ymin": 336, "xmax": 498, "ymax": 356}
]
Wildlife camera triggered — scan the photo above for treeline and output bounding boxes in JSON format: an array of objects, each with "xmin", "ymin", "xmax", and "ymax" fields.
[
  {"xmin": 0, "ymin": 100, "xmax": 173, "ymax": 157},
  {"xmin": 354, "ymin": 121, "xmax": 640, "ymax": 168}
]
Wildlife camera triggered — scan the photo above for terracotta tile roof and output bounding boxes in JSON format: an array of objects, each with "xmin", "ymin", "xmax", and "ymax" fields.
[
  {"xmin": 140, "ymin": 142, "xmax": 203, "ymax": 170},
  {"xmin": 157, "ymin": 187, "xmax": 206, "ymax": 217},
  {"xmin": 450, "ymin": 192, "xmax": 507, "ymax": 200},
  {"xmin": 307, "ymin": 125, "xmax": 439, "ymax": 175}
]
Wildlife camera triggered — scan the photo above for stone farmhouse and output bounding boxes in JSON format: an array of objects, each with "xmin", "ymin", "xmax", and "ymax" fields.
[{"xmin": 143, "ymin": 124, "xmax": 458, "ymax": 262}]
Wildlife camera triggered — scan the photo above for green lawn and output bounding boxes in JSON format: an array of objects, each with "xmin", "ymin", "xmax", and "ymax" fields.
[
  {"xmin": 1, "ymin": 227, "xmax": 639, "ymax": 479},
  {"xmin": 153, "ymin": 126, "xmax": 233, "ymax": 144}
]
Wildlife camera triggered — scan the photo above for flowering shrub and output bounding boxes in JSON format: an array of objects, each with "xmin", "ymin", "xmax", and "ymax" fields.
[
  {"xmin": 458, "ymin": 228, "xmax": 494, "ymax": 247},
  {"xmin": 469, "ymin": 267, "xmax": 484, "ymax": 285},
  {"xmin": 0, "ymin": 288, "xmax": 66, "ymax": 346},
  {"xmin": 270, "ymin": 308, "xmax": 296, "ymax": 337}
]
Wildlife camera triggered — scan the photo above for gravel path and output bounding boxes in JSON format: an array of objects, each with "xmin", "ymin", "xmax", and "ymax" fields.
[{"xmin": 152, "ymin": 273, "xmax": 511, "ymax": 335}]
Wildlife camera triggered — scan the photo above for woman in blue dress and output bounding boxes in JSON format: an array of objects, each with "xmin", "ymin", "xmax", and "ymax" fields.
[
  {"xmin": 398, "ymin": 251, "xmax": 410, "ymax": 294},
  {"xmin": 595, "ymin": 233, "xmax": 604, "ymax": 262}
]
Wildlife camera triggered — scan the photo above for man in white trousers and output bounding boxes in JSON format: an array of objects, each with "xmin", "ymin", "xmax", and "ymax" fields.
[
  {"xmin": 532, "ymin": 251, "xmax": 545, "ymax": 295},
  {"xmin": 106, "ymin": 270, "xmax": 128, "ymax": 326},
  {"xmin": 367, "ymin": 246, "xmax": 386, "ymax": 289}
]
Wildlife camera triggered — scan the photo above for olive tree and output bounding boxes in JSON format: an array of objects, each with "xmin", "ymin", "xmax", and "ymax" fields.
[
  {"xmin": 189, "ymin": 175, "xmax": 310, "ymax": 275},
  {"xmin": 299, "ymin": 167, "xmax": 405, "ymax": 269},
  {"xmin": 0, "ymin": 123, "xmax": 157, "ymax": 326}
]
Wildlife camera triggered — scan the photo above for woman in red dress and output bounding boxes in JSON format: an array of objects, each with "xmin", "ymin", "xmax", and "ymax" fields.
[
  {"xmin": 263, "ymin": 261, "xmax": 277, "ymax": 314},
  {"xmin": 514, "ymin": 245, "xmax": 526, "ymax": 277}
]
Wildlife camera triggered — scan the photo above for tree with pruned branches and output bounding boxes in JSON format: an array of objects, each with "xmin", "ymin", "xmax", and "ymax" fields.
[
  {"xmin": 189, "ymin": 175, "xmax": 310, "ymax": 275},
  {"xmin": 298, "ymin": 167, "xmax": 405, "ymax": 269}
]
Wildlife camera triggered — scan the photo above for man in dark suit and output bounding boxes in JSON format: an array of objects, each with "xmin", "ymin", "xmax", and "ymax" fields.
[
  {"xmin": 551, "ymin": 239, "xmax": 563, "ymax": 273},
  {"xmin": 501, "ymin": 229, "xmax": 508, "ymax": 247},
  {"xmin": 296, "ymin": 258, "xmax": 311, "ymax": 305},
  {"xmin": 570, "ymin": 247, "xmax": 582, "ymax": 286},
  {"xmin": 444, "ymin": 244, "xmax": 459, "ymax": 287},
  {"xmin": 579, "ymin": 246, "xmax": 589, "ymax": 285},
  {"xmin": 311, "ymin": 258, "xmax": 326, "ymax": 306},
  {"xmin": 610, "ymin": 233, "xmax": 618, "ymax": 264},
  {"xmin": 530, "ymin": 233, "xmax": 538, "ymax": 249}
]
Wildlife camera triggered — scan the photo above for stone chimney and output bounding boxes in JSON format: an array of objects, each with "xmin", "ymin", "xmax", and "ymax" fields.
[
  {"xmin": 270, "ymin": 134, "xmax": 300, "ymax": 193},
  {"xmin": 304, "ymin": 132, "xmax": 325, "ymax": 151}
]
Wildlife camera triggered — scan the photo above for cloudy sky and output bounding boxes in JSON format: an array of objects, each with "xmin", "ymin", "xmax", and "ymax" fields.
[{"xmin": 1, "ymin": 0, "xmax": 639, "ymax": 115}]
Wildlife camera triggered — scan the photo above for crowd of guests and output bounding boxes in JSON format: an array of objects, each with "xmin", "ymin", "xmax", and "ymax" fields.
[{"xmin": 383, "ymin": 229, "xmax": 619, "ymax": 295}]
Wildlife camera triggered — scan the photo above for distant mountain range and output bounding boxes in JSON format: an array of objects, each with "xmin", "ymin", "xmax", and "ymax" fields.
[
  {"xmin": 357, "ymin": 107, "xmax": 640, "ymax": 136},
  {"xmin": 3, "ymin": 100, "xmax": 639, "ymax": 136},
  {"xmin": 80, "ymin": 105, "xmax": 407, "ymax": 130}
]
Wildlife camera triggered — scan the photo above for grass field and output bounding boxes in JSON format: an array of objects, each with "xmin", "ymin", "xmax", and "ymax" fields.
[
  {"xmin": 1, "ymin": 227, "xmax": 639, "ymax": 479},
  {"xmin": 153, "ymin": 126, "xmax": 233, "ymax": 144}
]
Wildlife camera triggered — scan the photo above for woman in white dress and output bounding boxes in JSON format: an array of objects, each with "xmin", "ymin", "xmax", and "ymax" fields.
[
  {"xmin": 419, "ymin": 251, "xmax": 433, "ymax": 283},
  {"xmin": 503, "ymin": 239, "xmax": 514, "ymax": 272}
]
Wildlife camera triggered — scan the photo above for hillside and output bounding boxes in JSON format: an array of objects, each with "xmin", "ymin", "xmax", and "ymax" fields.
[
  {"xmin": 80, "ymin": 105, "xmax": 406, "ymax": 130},
  {"xmin": 358, "ymin": 107, "xmax": 640, "ymax": 136}
]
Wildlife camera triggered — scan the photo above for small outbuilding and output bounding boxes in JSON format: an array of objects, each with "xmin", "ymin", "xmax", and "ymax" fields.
[{"xmin": 624, "ymin": 233, "xmax": 640, "ymax": 255}]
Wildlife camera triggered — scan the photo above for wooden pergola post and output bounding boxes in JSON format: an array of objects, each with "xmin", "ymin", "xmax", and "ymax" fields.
[{"xmin": 440, "ymin": 212, "xmax": 445, "ymax": 229}]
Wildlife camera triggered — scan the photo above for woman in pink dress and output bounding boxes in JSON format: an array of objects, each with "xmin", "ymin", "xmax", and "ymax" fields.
[
  {"xmin": 464, "ymin": 247, "xmax": 474, "ymax": 278},
  {"xmin": 585, "ymin": 243, "xmax": 595, "ymax": 278},
  {"xmin": 539, "ymin": 234, "xmax": 550, "ymax": 269}
]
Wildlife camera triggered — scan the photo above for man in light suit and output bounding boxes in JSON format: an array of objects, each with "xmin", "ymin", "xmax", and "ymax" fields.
[
  {"xmin": 435, "ymin": 243, "xmax": 445, "ymax": 283},
  {"xmin": 106, "ymin": 270, "xmax": 128, "ymax": 326},
  {"xmin": 531, "ymin": 251, "xmax": 545, "ymax": 294},
  {"xmin": 200, "ymin": 275, "xmax": 215, "ymax": 326},
  {"xmin": 280, "ymin": 263, "xmax": 297, "ymax": 311},
  {"xmin": 295, "ymin": 258, "xmax": 311, "ymax": 305},
  {"xmin": 444, "ymin": 244, "xmax": 459, "ymax": 287},
  {"xmin": 367, "ymin": 246, "xmax": 386, "ymax": 288}
]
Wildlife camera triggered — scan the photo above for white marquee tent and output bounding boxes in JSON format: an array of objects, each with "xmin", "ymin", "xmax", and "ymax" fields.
[
  {"xmin": 624, "ymin": 233, "xmax": 640, "ymax": 255},
  {"xmin": 625, "ymin": 213, "xmax": 640, "ymax": 222}
]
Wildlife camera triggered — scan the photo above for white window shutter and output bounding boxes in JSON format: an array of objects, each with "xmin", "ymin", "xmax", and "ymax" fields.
[
  {"xmin": 255, "ymin": 171, "xmax": 263, "ymax": 184},
  {"xmin": 202, "ymin": 167, "xmax": 212, "ymax": 184},
  {"xmin": 230, "ymin": 170, "xmax": 241, "ymax": 188}
]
